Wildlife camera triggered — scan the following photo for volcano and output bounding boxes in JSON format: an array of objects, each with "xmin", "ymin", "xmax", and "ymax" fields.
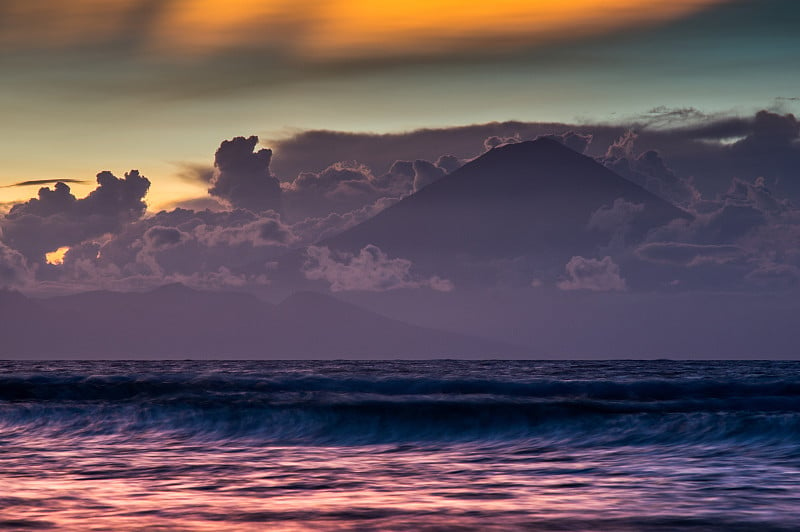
[{"xmin": 320, "ymin": 138, "xmax": 690, "ymax": 276}]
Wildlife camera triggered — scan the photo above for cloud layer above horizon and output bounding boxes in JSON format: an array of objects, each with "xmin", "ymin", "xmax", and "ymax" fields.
[{"xmin": 1, "ymin": 109, "xmax": 799, "ymax": 297}]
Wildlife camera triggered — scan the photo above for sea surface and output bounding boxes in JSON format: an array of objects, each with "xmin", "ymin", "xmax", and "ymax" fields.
[{"xmin": 0, "ymin": 360, "xmax": 799, "ymax": 531}]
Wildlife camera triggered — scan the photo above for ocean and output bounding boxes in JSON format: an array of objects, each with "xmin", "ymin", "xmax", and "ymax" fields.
[{"xmin": 0, "ymin": 360, "xmax": 798, "ymax": 531}]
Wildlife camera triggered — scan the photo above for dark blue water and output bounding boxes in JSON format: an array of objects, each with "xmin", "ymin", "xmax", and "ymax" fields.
[{"xmin": 1, "ymin": 360, "xmax": 798, "ymax": 530}]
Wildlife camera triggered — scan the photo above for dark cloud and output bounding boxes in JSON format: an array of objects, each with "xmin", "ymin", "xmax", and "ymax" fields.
[
  {"xmin": 143, "ymin": 226, "xmax": 188, "ymax": 250},
  {"xmin": 1, "ymin": 171, "xmax": 150, "ymax": 261},
  {"xmin": 3, "ymin": 179, "xmax": 88, "ymax": 188},
  {"xmin": 588, "ymin": 198, "xmax": 645, "ymax": 252},
  {"xmin": 5, "ymin": 110, "xmax": 800, "ymax": 298},
  {"xmin": 44, "ymin": 196, "xmax": 394, "ymax": 292},
  {"xmin": 601, "ymin": 131, "xmax": 698, "ymax": 205},
  {"xmin": 435, "ymin": 154, "xmax": 462, "ymax": 174},
  {"xmin": 283, "ymin": 161, "xmax": 411, "ymax": 221},
  {"xmin": 267, "ymin": 122, "xmax": 610, "ymax": 178},
  {"xmin": 52, "ymin": 208, "xmax": 288, "ymax": 292},
  {"xmin": 412, "ymin": 160, "xmax": 446, "ymax": 192},
  {"xmin": 636, "ymin": 243, "xmax": 745, "ymax": 266},
  {"xmin": 208, "ymin": 136, "xmax": 282, "ymax": 213},
  {"xmin": 269, "ymin": 110, "xmax": 800, "ymax": 206},
  {"xmin": 540, "ymin": 131, "xmax": 593, "ymax": 154}
]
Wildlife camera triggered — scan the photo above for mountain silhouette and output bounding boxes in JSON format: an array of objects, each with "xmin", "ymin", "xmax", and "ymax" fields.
[
  {"xmin": 0, "ymin": 286, "xmax": 524, "ymax": 358},
  {"xmin": 319, "ymin": 138, "xmax": 690, "ymax": 278}
]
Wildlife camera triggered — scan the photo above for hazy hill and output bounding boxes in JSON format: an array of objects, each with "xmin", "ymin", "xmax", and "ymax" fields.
[{"xmin": 0, "ymin": 285, "xmax": 524, "ymax": 359}]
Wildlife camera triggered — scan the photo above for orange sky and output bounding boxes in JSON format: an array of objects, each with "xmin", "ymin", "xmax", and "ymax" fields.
[{"xmin": 4, "ymin": 0, "xmax": 727, "ymax": 61}]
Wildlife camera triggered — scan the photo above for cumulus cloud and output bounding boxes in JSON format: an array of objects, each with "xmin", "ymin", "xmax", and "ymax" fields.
[
  {"xmin": 0, "ymin": 242, "xmax": 34, "ymax": 288},
  {"xmin": 435, "ymin": 154, "xmax": 462, "ymax": 174},
  {"xmin": 540, "ymin": 131, "xmax": 593, "ymax": 154},
  {"xmin": 193, "ymin": 214, "xmax": 295, "ymax": 248},
  {"xmin": 602, "ymin": 131, "xmax": 698, "ymax": 205},
  {"xmin": 484, "ymin": 134, "xmax": 521, "ymax": 151},
  {"xmin": 208, "ymin": 136, "xmax": 282, "ymax": 213},
  {"xmin": 283, "ymin": 161, "xmax": 410, "ymax": 220},
  {"xmin": 589, "ymin": 198, "xmax": 645, "ymax": 233},
  {"xmin": 557, "ymin": 256, "xmax": 626, "ymax": 292},
  {"xmin": 303, "ymin": 245, "xmax": 454, "ymax": 292},
  {"xmin": 1, "ymin": 170, "xmax": 150, "ymax": 261},
  {"xmin": 291, "ymin": 196, "xmax": 400, "ymax": 244},
  {"xmin": 4, "ymin": 110, "xmax": 800, "ymax": 296},
  {"xmin": 412, "ymin": 160, "xmax": 446, "ymax": 191}
]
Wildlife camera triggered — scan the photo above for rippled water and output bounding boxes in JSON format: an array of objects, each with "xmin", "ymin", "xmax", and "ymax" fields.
[{"xmin": 1, "ymin": 360, "xmax": 799, "ymax": 531}]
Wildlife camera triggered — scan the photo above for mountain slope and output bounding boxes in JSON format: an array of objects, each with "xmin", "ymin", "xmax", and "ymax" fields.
[{"xmin": 321, "ymin": 138, "xmax": 690, "ymax": 273}]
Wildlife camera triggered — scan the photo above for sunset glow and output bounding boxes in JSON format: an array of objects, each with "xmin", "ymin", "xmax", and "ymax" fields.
[
  {"xmin": 1, "ymin": 0, "xmax": 727, "ymax": 60},
  {"xmin": 45, "ymin": 246, "xmax": 69, "ymax": 266}
]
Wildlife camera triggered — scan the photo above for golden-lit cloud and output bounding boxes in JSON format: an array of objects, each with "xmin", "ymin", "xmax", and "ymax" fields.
[
  {"xmin": 0, "ymin": 0, "xmax": 728, "ymax": 62},
  {"xmin": 45, "ymin": 246, "xmax": 69, "ymax": 266}
]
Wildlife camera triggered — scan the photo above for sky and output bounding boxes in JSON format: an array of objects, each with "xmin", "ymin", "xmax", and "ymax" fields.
[{"xmin": 1, "ymin": 0, "xmax": 798, "ymax": 209}]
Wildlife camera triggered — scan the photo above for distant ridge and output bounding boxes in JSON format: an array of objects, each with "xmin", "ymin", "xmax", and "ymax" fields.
[{"xmin": 0, "ymin": 286, "xmax": 526, "ymax": 359}]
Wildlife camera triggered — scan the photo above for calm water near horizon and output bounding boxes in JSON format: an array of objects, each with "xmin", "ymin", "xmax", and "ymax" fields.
[{"xmin": 0, "ymin": 360, "xmax": 799, "ymax": 531}]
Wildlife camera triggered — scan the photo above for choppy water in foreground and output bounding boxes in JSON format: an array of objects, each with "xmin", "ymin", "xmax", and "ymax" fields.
[{"xmin": 0, "ymin": 360, "xmax": 799, "ymax": 531}]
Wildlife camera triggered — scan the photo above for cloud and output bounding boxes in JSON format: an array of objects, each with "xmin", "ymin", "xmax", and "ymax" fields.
[
  {"xmin": 0, "ymin": 242, "xmax": 34, "ymax": 288},
  {"xmin": 484, "ymin": 134, "xmax": 521, "ymax": 151},
  {"xmin": 174, "ymin": 163, "xmax": 215, "ymax": 185},
  {"xmin": 589, "ymin": 198, "xmax": 645, "ymax": 233},
  {"xmin": 48, "ymin": 208, "xmax": 286, "ymax": 292},
  {"xmin": 2, "ymin": 179, "xmax": 89, "ymax": 188},
  {"xmin": 208, "ymin": 136, "xmax": 282, "ymax": 213},
  {"xmin": 636, "ymin": 243, "xmax": 745, "ymax": 266},
  {"xmin": 283, "ymin": 161, "xmax": 410, "ymax": 220},
  {"xmin": 4, "ymin": 109, "xmax": 800, "ymax": 296},
  {"xmin": 412, "ymin": 160, "xmax": 446, "ymax": 191},
  {"xmin": 157, "ymin": 196, "xmax": 228, "ymax": 212},
  {"xmin": 557, "ymin": 256, "xmax": 626, "ymax": 292},
  {"xmin": 0, "ymin": 1, "xmax": 722, "ymax": 63},
  {"xmin": 291, "ymin": 196, "xmax": 400, "ymax": 244},
  {"xmin": 267, "ymin": 110, "xmax": 797, "ymax": 208},
  {"xmin": 435, "ymin": 154, "xmax": 462, "ymax": 174},
  {"xmin": 143, "ymin": 226, "xmax": 189, "ymax": 250},
  {"xmin": 193, "ymin": 213, "xmax": 295, "ymax": 248},
  {"xmin": 1, "ymin": 171, "xmax": 150, "ymax": 261},
  {"xmin": 40, "ymin": 196, "xmax": 394, "ymax": 292},
  {"xmin": 540, "ymin": 131, "xmax": 593, "ymax": 154},
  {"xmin": 303, "ymin": 244, "xmax": 453, "ymax": 292},
  {"xmin": 601, "ymin": 131, "xmax": 699, "ymax": 205},
  {"xmin": 267, "ymin": 122, "xmax": 603, "ymax": 178}
]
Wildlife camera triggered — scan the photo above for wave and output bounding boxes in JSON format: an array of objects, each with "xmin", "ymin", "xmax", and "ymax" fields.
[
  {"xmin": 2, "ymin": 373, "xmax": 799, "ymax": 446},
  {"xmin": 2, "ymin": 373, "xmax": 800, "ymax": 402}
]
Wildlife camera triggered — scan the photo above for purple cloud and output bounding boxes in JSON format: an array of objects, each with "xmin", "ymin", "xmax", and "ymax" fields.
[
  {"xmin": 208, "ymin": 136, "xmax": 282, "ymax": 213},
  {"xmin": 557, "ymin": 256, "xmax": 626, "ymax": 292},
  {"xmin": 303, "ymin": 245, "xmax": 453, "ymax": 292}
]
